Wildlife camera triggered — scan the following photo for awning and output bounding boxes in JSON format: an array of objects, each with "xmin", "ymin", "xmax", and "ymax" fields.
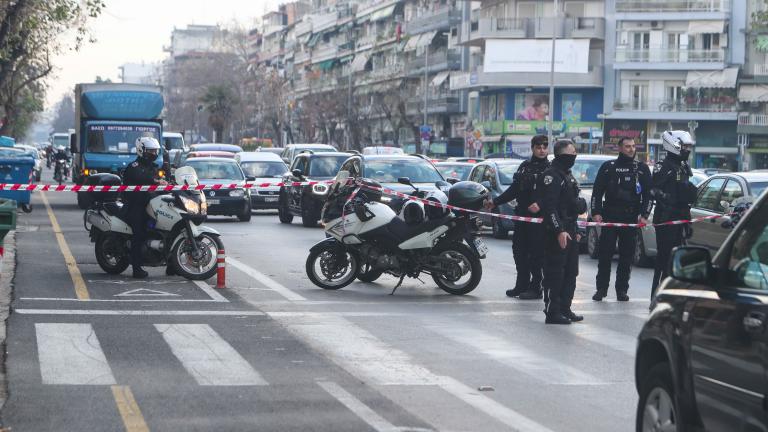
[
  {"xmin": 371, "ymin": 5, "xmax": 397, "ymax": 21},
  {"xmin": 416, "ymin": 30, "xmax": 437, "ymax": 47},
  {"xmin": 403, "ymin": 34, "xmax": 422, "ymax": 51},
  {"xmin": 431, "ymin": 71, "xmax": 450, "ymax": 87},
  {"xmin": 350, "ymin": 54, "xmax": 370, "ymax": 72},
  {"xmin": 685, "ymin": 68, "xmax": 738, "ymax": 88},
  {"xmin": 687, "ymin": 20, "xmax": 725, "ymax": 34},
  {"xmin": 739, "ymin": 85, "xmax": 768, "ymax": 102},
  {"xmin": 318, "ymin": 59, "xmax": 336, "ymax": 71},
  {"xmin": 307, "ymin": 33, "xmax": 322, "ymax": 48},
  {"xmin": 339, "ymin": 55, "xmax": 354, "ymax": 64}
]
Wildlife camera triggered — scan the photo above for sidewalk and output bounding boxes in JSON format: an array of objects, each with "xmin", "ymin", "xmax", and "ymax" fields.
[{"xmin": 0, "ymin": 229, "xmax": 16, "ymax": 410}]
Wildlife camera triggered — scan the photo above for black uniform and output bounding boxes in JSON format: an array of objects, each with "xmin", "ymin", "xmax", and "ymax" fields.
[
  {"xmin": 650, "ymin": 153, "xmax": 698, "ymax": 296},
  {"xmin": 493, "ymin": 156, "xmax": 550, "ymax": 296},
  {"xmin": 591, "ymin": 153, "xmax": 652, "ymax": 297},
  {"xmin": 539, "ymin": 157, "xmax": 587, "ymax": 320},
  {"xmin": 122, "ymin": 157, "xmax": 160, "ymax": 270}
]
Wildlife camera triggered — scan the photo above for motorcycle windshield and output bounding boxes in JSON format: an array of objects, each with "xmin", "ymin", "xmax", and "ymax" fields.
[{"xmin": 174, "ymin": 166, "xmax": 200, "ymax": 187}]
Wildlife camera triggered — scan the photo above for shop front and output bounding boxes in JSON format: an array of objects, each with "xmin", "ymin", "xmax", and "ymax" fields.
[
  {"xmin": 603, "ymin": 119, "xmax": 648, "ymax": 162},
  {"xmin": 692, "ymin": 121, "xmax": 738, "ymax": 170}
]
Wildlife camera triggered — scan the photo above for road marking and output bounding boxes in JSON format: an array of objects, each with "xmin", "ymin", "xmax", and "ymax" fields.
[
  {"xmin": 111, "ymin": 385, "xmax": 149, "ymax": 432},
  {"xmin": 41, "ymin": 192, "xmax": 90, "ymax": 300},
  {"xmin": 270, "ymin": 313, "xmax": 553, "ymax": 431},
  {"xmin": 317, "ymin": 380, "xmax": 403, "ymax": 432},
  {"xmin": 560, "ymin": 320, "xmax": 637, "ymax": 356},
  {"xmin": 115, "ymin": 288, "xmax": 180, "ymax": 297},
  {"xmin": 18, "ymin": 309, "xmax": 264, "ymax": 316},
  {"xmin": 427, "ymin": 325, "xmax": 606, "ymax": 386},
  {"xmin": 35, "ymin": 323, "xmax": 116, "ymax": 385},
  {"xmin": 192, "ymin": 280, "xmax": 229, "ymax": 302},
  {"xmin": 19, "ymin": 297, "xmax": 224, "ymax": 303},
  {"xmin": 227, "ymin": 257, "xmax": 306, "ymax": 301},
  {"xmin": 155, "ymin": 324, "xmax": 268, "ymax": 386}
]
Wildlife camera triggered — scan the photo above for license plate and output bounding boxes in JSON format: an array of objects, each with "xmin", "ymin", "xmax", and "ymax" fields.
[
  {"xmin": 473, "ymin": 238, "xmax": 488, "ymax": 257},
  {"xmin": 265, "ymin": 197, "xmax": 278, "ymax": 202},
  {"xmin": 208, "ymin": 199, "xmax": 220, "ymax": 205}
]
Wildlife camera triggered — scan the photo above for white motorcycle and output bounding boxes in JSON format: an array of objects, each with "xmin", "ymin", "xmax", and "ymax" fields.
[
  {"xmin": 306, "ymin": 172, "xmax": 489, "ymax": 295},
  {"xmin": 85, "ymin": 166, "xmax": 223, "ymax": 280}
]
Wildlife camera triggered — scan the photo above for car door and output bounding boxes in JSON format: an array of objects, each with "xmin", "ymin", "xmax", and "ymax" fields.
[
  {"xmin": 690, "ymin": 198, "xmax": 768, "ymax": 431},
  {"xmin": 712, "ymin": 179, "xmax": 747, "ymax": 247},
  {"xmin": 287, "ymin": 156, "xmax": 308, "ymax": 211},
  {"xmin": 690, "ymin": 177, "xmax": 726, "ymax": 250}
]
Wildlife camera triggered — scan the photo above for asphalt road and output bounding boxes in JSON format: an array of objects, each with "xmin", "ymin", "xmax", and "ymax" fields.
[{"xmin": 0, "ymin": 170, "xmax": 655, "ymax": 432}]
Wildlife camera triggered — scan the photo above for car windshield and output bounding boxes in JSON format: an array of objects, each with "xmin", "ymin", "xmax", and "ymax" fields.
[
  {"xmin": 185, "ymin": 161, "xmax": 244, "ymax": 180},
  {"xmin": 436, "ymin": 164, "xmax": 472, "ymax": 180},
  {"xmin": 572, "ymin": 159, "xmax": 607, "ymax": 186},
  {"xmin": 52, "ymin": 136, "xmax": 69, "ymax": 148},
  {"xmin": 498, "ymin": 163, "xmax": 522, "ymax": 185},
  {"xmin": 691, "ymin": 174, "xmax": 708, "ymax": 187},
  {"xmin": 750, "ymin": 182, "xmax": 768, "ymax": 197},
  {"xmin": 164, "ymin": 136, "xmax": 185, "ymax": 150},
  {"xmin": 308, "ymin": 156, "xmax": 349, "ymax": 177},
  {"xmin": 364, "ymin": 158, "xmax": 443, "ymax": 183},
  {"xmin": 241, "ymin": 161, "xmax": 288, "ymax": 178},
  {"xmin": 86, "ymin": 125, "xmax": 159, "ymax": 154}
]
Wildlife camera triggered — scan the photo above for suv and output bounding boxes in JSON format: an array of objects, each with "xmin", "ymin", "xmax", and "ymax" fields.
[
  {"xmin": 279, "ymin": 152, "xmax": 351, "ymax": 227},
  {"xmin": 467, "ymin": 159, "xmax": 525, "ymax": 238},
  {"xmin": 635, "ymin": 191, "xmax": 768, "ymax": 432},
  {"xmin": 280, "ymin": 143, "xmax": 336, "ymax": 165}
]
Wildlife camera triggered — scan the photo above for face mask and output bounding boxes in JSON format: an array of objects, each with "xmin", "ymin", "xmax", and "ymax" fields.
[
  {"xmin": 555, "ymin": 153, "xmax": 576, "ymax": 169},
  {"xmin": 143, "ymin": 151, "xmax": 159, "ymax": 162},
  {"xmin": 679, "ymin": 149, "xmax": 690, "ymax": 161}
]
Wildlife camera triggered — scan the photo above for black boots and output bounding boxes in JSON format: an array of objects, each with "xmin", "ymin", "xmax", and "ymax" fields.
[
  {"xmin": 518, "ymin": 290, "xmax": 543, "ymax": 300},
  {"xmin": 617, "ymin": 292, "xmax": 630, "ymax": 302},
  {"xmin": 592, "ymin": 290, "xmax": 607, "ymax": 301},
  {"xmin": 545, "ymin": 313, "xmax": 571, "ymax": 325},
  {"xmin": 506, "ymin": 287, "xmax": 524, "ymax": 297},
  {"xmin": 132, "ymin": 267, "xmax": 148, "ymax": 279}
]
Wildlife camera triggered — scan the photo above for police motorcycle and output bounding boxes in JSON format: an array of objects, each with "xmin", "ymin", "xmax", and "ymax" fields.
[
  {"xmin": 305, "ymin": 170, "xmax": 489, "ymax": 295},
  {"xmin": 84, "ymin": 166, "xmax": 223, "ymax": 280},
  {"xmin": 53, "ymin": 148, "xmax": 70, "ymax": 185}
]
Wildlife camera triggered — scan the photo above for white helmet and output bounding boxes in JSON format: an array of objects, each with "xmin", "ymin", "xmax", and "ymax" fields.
[
  {"xmin": 661, "ymin": 130, "xmax": 694, "ymax": 156},
  {"xmin": 135, "ymin": 137, "xmax": 161, "ymax": 160}
]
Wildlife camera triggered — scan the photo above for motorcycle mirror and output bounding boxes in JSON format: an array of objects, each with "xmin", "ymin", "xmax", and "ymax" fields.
[
  {"xmin": 292, "ymin": 169, "xmax": 304, "ymax": 178},
  {"xmin": 397, "ymin": 177, "xmax": 412, "ymax": 186},
  {"xmin": 245, "ymin": 176, "xmax": 256, "ymax": 182},
  {"xmin": 446, "ymin": 178, "xmax": 459, "ymax": 185}
]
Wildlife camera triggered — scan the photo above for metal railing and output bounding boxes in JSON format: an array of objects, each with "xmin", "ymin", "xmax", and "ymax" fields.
[
  {"xmin": 614, "ymin": 98, "xmax": 737, "ymax": 112},
  {"xmin": 739, "ymin": 113, "xmax": 768, "ymax": 126},
  {"xmin": 615, "ymin": 0, "xmax": 729, "ymax": 12},
  {"xmin": 615, "ymin": 47, "xmax": 725, "ymax": 63},
  {"xmin": 754, "ymin": 64, "xmax": 768, "ymax": 76}
]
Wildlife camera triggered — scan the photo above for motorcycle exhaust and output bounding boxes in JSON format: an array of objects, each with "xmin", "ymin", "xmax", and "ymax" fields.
[{"xmin": 148, "ymin": 240, "xmax": 164, "ymax": 251}]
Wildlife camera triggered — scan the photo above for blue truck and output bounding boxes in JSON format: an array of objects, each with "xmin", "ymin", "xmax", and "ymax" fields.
[{"xmin": 71, "ymin": 83, "xmax": 164, "ymax": 209}]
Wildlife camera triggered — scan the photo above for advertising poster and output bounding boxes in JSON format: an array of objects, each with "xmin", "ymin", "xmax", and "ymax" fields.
[
  {"xmin": 488, "ymin": 94, "xmax": 497, "ymax": 121},
  {"xmin": 561, "ymin": 93, "xmax": 582, "ymax": 122},
  {"xmin": 484, "ymin": 39, "xmax": 590, "ymax": 74},
  {"xmin": 515, "ymin": 93, "xmax": 550, "ymax": 121},
  {"xmin": 604, "ymin": 120, "xmax": 646, "ymax": 153}
]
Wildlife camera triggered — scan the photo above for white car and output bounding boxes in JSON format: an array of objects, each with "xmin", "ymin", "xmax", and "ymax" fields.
[
  {"xmin": 162, "ymin": 132, "xmax": 188, "ymax": 169},
  {"xmin": 237, "ymin": 152, "xmax": 289, "ymax": 210},
  {"xmin": 280, "ymin": 143, "xmax": 336, "ymax": 165},
  {"xmin": 15, "ymin": 144, "xmax": 42, "ymax": 181}
]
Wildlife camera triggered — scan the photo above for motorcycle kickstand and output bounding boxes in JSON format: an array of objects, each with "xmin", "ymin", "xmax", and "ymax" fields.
[{"xmin": 390, "ymin": 274, "xmax": 406, "ymax": 295}]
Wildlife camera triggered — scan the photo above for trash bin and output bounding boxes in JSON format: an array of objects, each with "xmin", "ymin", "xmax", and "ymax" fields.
[{"xmin": 0, "ymin": 153, "xmax": 34, "ymax": 213}]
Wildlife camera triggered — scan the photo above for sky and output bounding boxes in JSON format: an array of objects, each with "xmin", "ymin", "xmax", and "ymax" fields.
[{"xmin": 47, "ymin": 0, "xmax": 281, "ymax": 109}]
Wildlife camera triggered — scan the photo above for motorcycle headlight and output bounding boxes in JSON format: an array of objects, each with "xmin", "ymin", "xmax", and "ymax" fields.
[
  {"xmin": 229, "ymin": 189, "xmax": 245, "ymax": 197},
  {"xmin": 179, "ymin": 195, "xmax": 201, "ymax": 214}
]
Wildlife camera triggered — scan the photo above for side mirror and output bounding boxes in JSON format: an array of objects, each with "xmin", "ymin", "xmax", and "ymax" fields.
[
  {"xmin": 446, "ymin": 178, "xmax": 459, "ymax": 185},
  {"xmin": 397, "ymin": 177, "xmax": 413, "ymax": 186},
  {"xmin": 292, "ymin": 169, "xmax": 304, "ymax": 178},
  {"xmin": 245, "ymin": 176, "xmax": 256, "ymax": 182},
  {"xmin": 481, "ymin": 180, "xmax": 492, "ymax": 190},
  {"xmin": 670, "ymin": 246, "xmax": 713, "ymax": 284},
  {"xmin": 70, "ymin": 134, "xmax": 78, "ymax": 154}
]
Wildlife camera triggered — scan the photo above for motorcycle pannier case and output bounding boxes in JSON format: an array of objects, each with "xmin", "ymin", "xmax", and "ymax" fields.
[
  {"xmin": 447, "ymin": 181, "xmax": 489, "ymax": 211},
  {"xmin": 84, "ymin": 173, "xmax": 122, "ymax": 203}
]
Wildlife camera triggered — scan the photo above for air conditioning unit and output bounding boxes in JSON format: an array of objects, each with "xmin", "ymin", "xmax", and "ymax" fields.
[{"xmin": 651, "ymin": 21, "xmax": 662, "ymax": 29}]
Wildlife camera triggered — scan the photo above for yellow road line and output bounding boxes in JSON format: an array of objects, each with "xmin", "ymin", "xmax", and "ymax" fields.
[
  {"xmin": 40, "ymin": 192, "xmax": 90, "ymax": 300},
  {"xmin": 111, "ymin": 385, "xmax": 150, "ymax": 432}
]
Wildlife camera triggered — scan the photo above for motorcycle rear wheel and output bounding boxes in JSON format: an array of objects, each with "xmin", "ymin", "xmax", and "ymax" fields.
[
  {"xmin": 306, "ymin": 243, "xmax": 359, "ymax": 290},
  {"xmin": 95, "ymin": 233, "xmax": 130, "ymax": 274},
  {"xmin": 171, "ymin": 233, "xmax": 223, "ymax": 280},
  {"xmin": 432, "ymin": 243, "xmax": 482, "ymax": 295}
]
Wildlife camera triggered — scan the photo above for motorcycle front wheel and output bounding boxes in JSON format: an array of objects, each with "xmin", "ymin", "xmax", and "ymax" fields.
[
  {"xmin": 95, "ymin": 233, "xmax": 130, "ymax": 274},
  {"xmin": 431, "ymin": 243, "xmax": 483, "ymax": 295},
  {"xmin": 171, "ymin": 233, "xmax": 223, "ymax": 280},
  {"xmin": 306, "ymin": 243, "xmax": 359, "ymax": 290}
]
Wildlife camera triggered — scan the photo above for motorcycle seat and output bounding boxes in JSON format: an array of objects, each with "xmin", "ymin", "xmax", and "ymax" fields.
[
  {"xmin": 102, "ymin": 202, "xmax": 127, "ymax": 220},
  {"xmin": 386, "ymin": 215, "xmax": 452, "ymax": 243}
]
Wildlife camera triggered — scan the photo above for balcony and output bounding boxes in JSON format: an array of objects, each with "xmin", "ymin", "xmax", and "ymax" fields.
[
  {"xmin": 406, "ymin": 50, "xmax": 462, "ymax": 76},
  {"xmin": 404, "ymin": 7, "xmax": 462, "ymax": 35},
  {"xmin": 357, "ymin": 63, "xmax": 405, "ymax": 85},
  {"xmin": 738, "ymin": 113, "xmax": 768, "ymax": 134},
  {"xmin": 566, "ymin": 17, "xmax": 605, "ymax": 39},
  {"xmin": 460, "ymin": 18, "xmax": 529, "ymax": 46},
  {"xmin": 406, "ymin": 93, "xmax": 462, "ymax": 115},
  {"xmin": 615, "ymin": 0, "xmax": 729, "ymax": 12},
  {"xmin": 295, "ymin": 50, "xmax": 311, "ymax": 64},
  {"xmin": 611, "ymin": 97, "xmax": 738, "ymax": 120},
  {"xmin": 614, "ymin": 47, "xmax": 726, "ymax": 70},
  {"xmin": 459, "ymin": 17, "xmax": 605, "ymax": 46},
  {"xmin": 312, "ymin": 44, "xmax": 339, "ymax": 63}
]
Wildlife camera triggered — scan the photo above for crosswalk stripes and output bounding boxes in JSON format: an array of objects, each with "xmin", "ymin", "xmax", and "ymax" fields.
[{"xmin": 35, "ymin": 323, "xmax": 117, "ymax": 385}]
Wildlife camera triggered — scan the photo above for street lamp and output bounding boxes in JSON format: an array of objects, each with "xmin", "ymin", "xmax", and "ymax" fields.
[
  {"xmin": 547, "ymin": 0, "xmax": 558, "ymax": 145},
  {"xmin": 423, "ymin": 31, "xmax": 449, "ymax": 152}
]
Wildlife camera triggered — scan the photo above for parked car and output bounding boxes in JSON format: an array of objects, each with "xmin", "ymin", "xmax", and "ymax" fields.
[
  {"xmin": 635, "ymin": 189, "xmax": 768, "ymax": 432},
  {"xmin": 434, "ymin": 162, "xmax": 474, "ymax": 182},
  {"xmin": 162, "ymin": 132, "xmax": 188, "ymax": 169},
  {"xmin": 279, "ymin": 152, "xmax": 351, "ymax": 227},
  {"xmin": 237, "ymin": 152, "xmax": 288, "ymax": 210},
  {"xmin": 255, "ymin": 147, "xmax": 283, "ymax": 156},
  {"xmin": 280, "ymin": 143, "xmax": 336, "ymax": 165},
  {"xmin": 690, "ymin": 169, "xmax": 710, "ymax": 186},
  {"xmin": 468, "ymin": 159, "xmax": 525, "ymax": 238},
  {"xmin": 14, "ymin": 145, "xmax": 42, "ymax": 181},
  {"xmin": 190, "ymin": 143, "xmax": 243, "ymax": 153},
  {"xmin": 182, "ymin": 157, "xmax": 253, "ymax": 222},
  {"xmin": 181, "ymin": 151, "xmax": 236, "ymax": 166},
  {"xmin": 635, "ymin": 172, "xmax": 768, "ymax": 267}
]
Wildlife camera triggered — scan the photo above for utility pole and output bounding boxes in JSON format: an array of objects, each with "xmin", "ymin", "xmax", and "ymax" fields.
[
  {"xmin": 423, "ymin": 44, "xmax": 429, "ymax": 129},
  {"xmin": 547, "ymin": 0, "xmax": 558, "ymax": 145}
]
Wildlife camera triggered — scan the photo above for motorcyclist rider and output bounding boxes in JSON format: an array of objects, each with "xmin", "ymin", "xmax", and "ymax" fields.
[
  {"xmin": 122, "ymin": 137, "xmax": 166, "ymax": 279},
  {"xmin": 53, "ymin": 146, "xmax": 70, "ymax": 181}
]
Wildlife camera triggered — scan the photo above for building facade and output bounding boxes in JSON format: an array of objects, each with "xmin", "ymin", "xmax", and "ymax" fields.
[{"xmin": 737, "ymin": 0, "xmax": 768, "ymax": 169}]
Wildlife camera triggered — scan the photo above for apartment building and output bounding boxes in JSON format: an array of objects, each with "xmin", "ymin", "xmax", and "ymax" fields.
[
  {"xmin": 604, "ymin": 0, "xmax": 746, "ymax": 168},
  {"xmin": 737, "ymin": 0, "xmax": 768, "ymax": 169},
  {"xmin": 451, "ymin": 0, "xmax": 606, "ymax": 157}
]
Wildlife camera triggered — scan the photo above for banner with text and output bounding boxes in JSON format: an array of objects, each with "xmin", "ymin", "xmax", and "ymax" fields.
[{"xmin": 483, "ymin": 39, "xmax": 590, "ymax": 74}]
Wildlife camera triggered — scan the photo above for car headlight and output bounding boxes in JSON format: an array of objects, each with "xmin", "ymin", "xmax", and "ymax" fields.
[
  {"xmin": 229, "ymin": 189, "xmax": 245, "ymax": 197},
  {"xmin": 380, "ymin": 196, "xmax": 392, "ymax": 203},
  {"xmin": 179, "ymin": 195, "xmax": 201, "ymax": 214}
]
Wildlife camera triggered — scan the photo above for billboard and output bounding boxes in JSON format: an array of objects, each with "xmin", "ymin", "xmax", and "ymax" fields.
[
  {"xmin": 604, "ymin": 120, "xmax": 646, "ymax": 153},
  {"xmin": 514, "ymin": 93, "xmax": 550, "ymax": 121},
  {"xmin": 484, "ymin": 39, "xmax": 590, "ymax": 74}
]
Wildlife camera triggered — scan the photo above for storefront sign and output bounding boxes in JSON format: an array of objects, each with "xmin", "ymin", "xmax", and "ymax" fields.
[{"xmin": 604, "ymin": 120, "xmax": 646, "ymax": 152}]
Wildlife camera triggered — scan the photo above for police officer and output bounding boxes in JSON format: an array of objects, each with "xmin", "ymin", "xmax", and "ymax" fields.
[
  {"xmin": 539, "ymin": 140, "xmax": 586, "ymax": 324},
  {"xmin": 485, "ymin": 135, "xmax": 549, "ymax": 299},
  {"xmin": 650, "ymin": 130, "xmax": 697, "ymax": 298},
  {"xmin": 123, "ymin": 137, "xmax": 166, "ymax": 279},
  {"xmin": 590, "ymin": 137, "xmax": 652, "ymax": 302}
]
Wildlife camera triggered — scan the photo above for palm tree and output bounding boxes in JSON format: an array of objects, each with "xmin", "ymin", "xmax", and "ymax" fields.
[{"xmin": 202, "ymin": 84, "xmax": 239, "ymax": 142}]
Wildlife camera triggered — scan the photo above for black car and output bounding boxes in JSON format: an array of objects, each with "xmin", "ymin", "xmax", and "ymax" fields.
[
  {"xmin": 279, "ymin": 152, "xmax": 351, "ymax": 227},
  {"xmin": 183, "ymin": 157, "xmax": 254, "ymax": 222},
  {"xmin": 635, "ymin": 191, "xmax": 768, "ymax": 432}
]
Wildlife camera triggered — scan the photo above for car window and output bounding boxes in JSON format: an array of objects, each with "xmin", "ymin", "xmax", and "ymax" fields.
[
  {"xmin": 184, "ymin": 161, "xmax": 244, "ymax": 180},
  {"xmin": 750, "ymin": 182, "xmax": 768, "ymax": 198},
  {"xmin": 292, "ymin": 156, "xmax": 308, "ymax": 174},
  {"xmin": 240, "ymin": 161, "xmax": 287, "ymax": 178},
  {"xmin": 721, "ymin": 180, "xmax": 744, "ymax": 207},
  {"xmin": 436, "ymin": 164, "xmax": 472, "ymax": 181},
  {"xmin": 308, "ymin": 156, "xmax": 349, "ymax": 177},
  {"xmin": 363, "ymin": 158, "xmax": 443, "ymax": 183},
  {"xmin": 469, "ymin": 166, "xmax": 485, "ymax": 183},
  {"xmin": 482, "ymin": 166, "xmax": 497, "ymax": 188},
  {"xmin": 728, "ymin": 200, "xmax": 768, "ymax": 290},
  {"xmin": 498, "ymin": 163, "xmax": 522, "ymax": 185},
  {"xmin": 571, "ymin": 159, "xmax": 605, "ymax": 186},
  {"xmin": 695, "ymin": 178, "xmax": 726, "ymax": 212}
]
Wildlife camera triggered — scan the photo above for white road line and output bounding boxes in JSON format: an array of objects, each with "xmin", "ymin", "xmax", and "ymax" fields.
[
  {"xmin": 317, "ymin": 380, "xmax": 402, "ymax": 432},
  {"xmin": 559, "ymin": 321, "xmax": 638, "ymax": 356},
  {"xmin": 35, "ymin": 323, "xmax": 117, "ymax": 385},
  {"xmin": 269, "ymin": 312, "xmax": 553, "ymax": 432},
  {"xmin": 192, "ymin": 280, "xmax": 229, "ymax": 302},
  {"xmin": 17, "ymin": 309, "xmax": 264, "ymax": 316},
  {"xmin": 227, "ymin": 257, "xmax": 306, "ymax": 301},
  {"xmin": 20, "ymin": 297, "xmax": 222, "ymax": 303},
  {"xmin": 155, "ymin": 324, "xmax": 268, "ymax": 386},
  {"xmin": 427, "ymin": 325, "xmax": 606, "ymax": 386}
]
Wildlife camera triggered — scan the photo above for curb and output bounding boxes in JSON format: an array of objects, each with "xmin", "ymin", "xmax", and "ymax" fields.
[{"xmin": 0, "ymin": 230, "xmax": 17, "ymax": 411}]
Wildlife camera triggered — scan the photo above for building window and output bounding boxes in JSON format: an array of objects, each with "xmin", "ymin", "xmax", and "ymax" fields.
[{"xmin": 630, "ymin": 81, "xmax": 649, "ymax": 110}]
